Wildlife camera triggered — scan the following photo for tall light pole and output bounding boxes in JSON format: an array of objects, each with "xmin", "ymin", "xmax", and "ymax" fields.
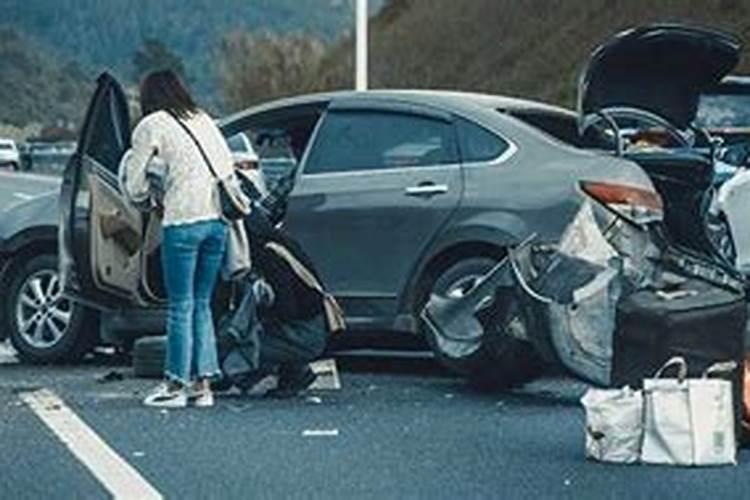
[{"xmin": 355, "ymin": 0, "xmax": 368, "ymax": 91}]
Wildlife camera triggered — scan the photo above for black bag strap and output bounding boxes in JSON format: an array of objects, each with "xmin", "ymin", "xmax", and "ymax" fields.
[{"xmin": 167, "ymin": 110, "xmax": 221, "ymax": 180}]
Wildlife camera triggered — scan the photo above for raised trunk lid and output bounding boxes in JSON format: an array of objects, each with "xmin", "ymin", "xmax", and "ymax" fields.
[{"xmin": 579, "ymin": 24, "xmax": 741, "ymax": 129}]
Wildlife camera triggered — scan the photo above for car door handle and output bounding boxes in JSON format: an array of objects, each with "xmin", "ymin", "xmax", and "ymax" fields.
[{"xmin": 405, "ymin": 184, "xmax": 449, "ymax": 197}]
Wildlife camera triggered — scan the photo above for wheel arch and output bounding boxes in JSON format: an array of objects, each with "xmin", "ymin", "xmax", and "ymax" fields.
[
  {"xmin": 399, "ymin": 223, "xmax": 521, "ymax": 315},
  {"xmin": 0, "ymin": 226, "xmax": 58, "ymax": 341}
]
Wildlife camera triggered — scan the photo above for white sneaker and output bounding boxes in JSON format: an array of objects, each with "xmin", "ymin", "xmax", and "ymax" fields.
[
  {"xmin": 188, "ymin": 384, "xmax": 215, "ymax": 408},
  {"xmin": 143, "ymin": 383, "xmax": 187, "ymax": 408}
]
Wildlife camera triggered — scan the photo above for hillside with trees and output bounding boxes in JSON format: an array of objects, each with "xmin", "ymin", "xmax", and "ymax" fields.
[
  {"xmin": 220, "ymin": 0, "xmax": 750, "ymax": 111},
  {"xmin": 0, "ymin": 28, "xmax": 91, "ymax": 132},
  {"xmin": 1, "ymin": 0, "xmax": 384, "ymax": 107}
]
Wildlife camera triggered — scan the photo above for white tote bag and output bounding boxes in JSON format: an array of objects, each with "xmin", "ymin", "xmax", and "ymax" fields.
[
  {"xmin": 642, "ymin": 357, "xmax": 737, "ymax": 466},
  {"xmin": 581, "ymin": 386, "xmax": 643, "ymax": 463}
]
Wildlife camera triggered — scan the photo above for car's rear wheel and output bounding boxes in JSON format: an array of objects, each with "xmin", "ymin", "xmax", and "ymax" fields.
[
  {"xmin": 418, "ymin": 256, "xmax": 542, "ymax": 390},
  {"xmin": 6, "ymin": 253, "xmax": 96, "ymax": 363}
]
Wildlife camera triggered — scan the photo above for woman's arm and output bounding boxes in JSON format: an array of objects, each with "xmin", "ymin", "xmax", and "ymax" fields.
[{"xmin": 119, "ymin": 116, "xmax": 161, "ymax": 205}]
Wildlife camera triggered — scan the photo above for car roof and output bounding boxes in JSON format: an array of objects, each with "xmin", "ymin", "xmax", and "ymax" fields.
[{"xmin": 219, "ymin": 89, "xmax": 576, "ymax": 127}]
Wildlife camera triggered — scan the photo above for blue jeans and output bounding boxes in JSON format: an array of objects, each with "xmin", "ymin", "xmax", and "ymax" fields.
[{"xmin": 162, "ymin": 219, "xmax": 227, "ymax": 384}]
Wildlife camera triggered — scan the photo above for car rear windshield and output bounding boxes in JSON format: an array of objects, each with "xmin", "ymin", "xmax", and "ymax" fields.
[{"xmin": 696, "ymin": 94, "xmax": 750, "ymax": 128}]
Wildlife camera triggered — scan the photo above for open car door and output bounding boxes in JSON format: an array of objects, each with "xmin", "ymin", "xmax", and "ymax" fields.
[{"xmin": 60, "ymin": 72, "xmax": 152, "ymax": 309}]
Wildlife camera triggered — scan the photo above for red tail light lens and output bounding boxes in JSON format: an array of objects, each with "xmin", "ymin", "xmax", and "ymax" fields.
[{"xmin": 580, "ymin": 181, "xmax": 664, "ymax": 225}]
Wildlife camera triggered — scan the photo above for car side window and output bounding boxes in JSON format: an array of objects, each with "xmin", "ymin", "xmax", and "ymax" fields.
[
  {"xmin": 304, "ymin": 110, "xmax": 458, "ymax": 174},
  {"xmin": 85, "ymin": 90, "xmax": 129, "ymax": 175},
  {"xmin": 457, "ymin": 118, "xmax": 510, "ymax": 163}
]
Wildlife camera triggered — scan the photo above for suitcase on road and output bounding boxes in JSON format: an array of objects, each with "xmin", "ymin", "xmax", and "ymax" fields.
[{"xmin": 611, "ymin": 274, "xmax": 747, "ymax": 441}]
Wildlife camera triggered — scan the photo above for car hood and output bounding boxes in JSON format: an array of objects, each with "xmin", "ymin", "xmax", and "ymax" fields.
[{"xmin": 578, "ymin": 24, "xmax": 741, "ymax": 130}]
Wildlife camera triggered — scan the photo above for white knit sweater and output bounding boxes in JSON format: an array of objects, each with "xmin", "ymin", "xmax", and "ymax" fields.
[{"xmin": 120, "ymin": 109, "xmax": 234, "ymax": 226}]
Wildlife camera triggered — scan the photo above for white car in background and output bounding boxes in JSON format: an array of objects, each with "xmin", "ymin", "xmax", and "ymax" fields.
[
  {"xmin": 0, "ymin": 139, "xmax": 20, "ymax": 170},
  {"xmin": 227, "ymin": 131, "xmax": 267, "ymax": 194}
]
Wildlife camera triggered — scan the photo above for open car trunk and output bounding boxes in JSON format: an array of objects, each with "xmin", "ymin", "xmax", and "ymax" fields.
[{"xmin": 578, "ymin": 23, "xmax": 741, "ymax": 129}]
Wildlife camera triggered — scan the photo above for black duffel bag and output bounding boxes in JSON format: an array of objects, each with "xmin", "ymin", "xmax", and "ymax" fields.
[{"xmin": 611, "ymin": 271, "xmax": 747, "ymax": 441}]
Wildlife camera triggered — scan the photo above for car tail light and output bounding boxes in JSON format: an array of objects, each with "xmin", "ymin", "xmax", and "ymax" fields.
[{"xmin": 580, "ymin": 181, "xmax": 664, "ymax": 225}]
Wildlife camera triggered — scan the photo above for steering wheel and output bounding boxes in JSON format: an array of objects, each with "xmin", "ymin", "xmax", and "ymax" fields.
[{"xmin": 580, "ymin": 106, "xmax": 692, "ymax": 155}]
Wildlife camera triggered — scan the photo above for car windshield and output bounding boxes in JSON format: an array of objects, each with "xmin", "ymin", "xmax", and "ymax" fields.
[
  {"xmin": 227, "ymin": 133, "xmax": 248, "ymax": 152},
  {"xmin": 0, "ymin": 143, "xmax": 13, "ymax": 150},
  {"xmin": 696, "ymin": 94, "xmax": 750, "ymax": 128}
]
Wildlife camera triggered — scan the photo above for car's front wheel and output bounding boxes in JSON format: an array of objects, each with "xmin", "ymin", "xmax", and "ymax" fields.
[
  {"xmin": 5, "ymin": 253, "xmax": 96, "ymax": 363},
  {"xmin": 419, "ymin": 256, "xmax": 543, "ymax": 390}
]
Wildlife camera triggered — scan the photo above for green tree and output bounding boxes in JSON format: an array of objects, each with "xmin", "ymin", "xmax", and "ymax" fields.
[
  {"xmin": 132, "ymin": 38, "xmax": 186, "ymax": 82},
  {"xmin": 218, "ymin": 32, "xmax": 328, "ymax": 112}
]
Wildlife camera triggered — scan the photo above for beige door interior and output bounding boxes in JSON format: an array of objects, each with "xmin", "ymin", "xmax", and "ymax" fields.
[{"xmin": 89, "ymin": 173, "xmax": 145, "ymax": 304}]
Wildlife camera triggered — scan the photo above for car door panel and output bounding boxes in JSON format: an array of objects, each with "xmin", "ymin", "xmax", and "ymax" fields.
[
  {"xmin": 60, "ymin": 72, "xmax": 141, "ymax": 309},
  {"xmin": 284, "ymin": 105, "xmax": 463, "ymax": 320},
  {"xmin": 288, "ymin": 167, "xmax": 461, "ymax": 295},
  {"xmin": 88, "ymin": 170, "xmax": 144, "ymax": 302}
]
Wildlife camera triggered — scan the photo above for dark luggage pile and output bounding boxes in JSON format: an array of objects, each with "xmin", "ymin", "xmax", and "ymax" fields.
[
  {"xmin": 611, "ymin": 250, "xmax": 747, "ymax": 439},
  {"xmin": 521, "ymin": 236, "xmax": 748, "ymax": 441}
]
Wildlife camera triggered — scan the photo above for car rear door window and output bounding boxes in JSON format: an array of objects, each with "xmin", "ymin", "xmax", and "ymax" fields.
[
  {"xmin": 305, "ymin": 110, "xmax": 458, "ymax": 174},
  {"xmin": 457, "ymin": 118, "xmax": 510, "ymax": 163}
]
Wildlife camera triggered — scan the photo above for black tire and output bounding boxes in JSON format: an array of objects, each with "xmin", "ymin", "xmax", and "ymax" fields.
[
  {"xmin": 132, "ymin": 336, "xmax": 166, "ymax": 378},
  {"xmin": 6, "ymin": 253, "xmax": 97, "ymax": 363},
  {"xmin": 419, "ymin": 256, "xmax": 543, "ymax": 390}
]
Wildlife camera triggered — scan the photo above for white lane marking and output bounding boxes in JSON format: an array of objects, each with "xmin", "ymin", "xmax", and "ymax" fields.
[
  {"xmin": 302, "ymin": 429, "xmax": 339, "ymax": 437},
  {"xmin": 13, "ymin": 192, "xmax": 34, "ymax": 200},
  {"xmin": 20, "ymin": 389, "xmax": 162, "ymax": 500},
  {"xmin": 0, "ymin": 342, "xmax": 17, "ymax": 364}
]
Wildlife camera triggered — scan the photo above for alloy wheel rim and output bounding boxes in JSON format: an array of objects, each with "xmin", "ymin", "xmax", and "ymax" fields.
[{"xmin": 15, "ymin": 270, "xmax": 72, "ymax": 349}]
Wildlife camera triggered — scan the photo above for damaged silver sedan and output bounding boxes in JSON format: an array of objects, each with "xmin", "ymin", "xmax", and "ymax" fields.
[{"xmin": 424, "ymin": 23, "xmax": 749, "ymax": 389}]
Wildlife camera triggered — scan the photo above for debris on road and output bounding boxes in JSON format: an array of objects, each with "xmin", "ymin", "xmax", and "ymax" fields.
[
  {"xmin": 309, "ymin": 359, "xmax": 341, "ymax": 390},
  {"xmin": 97, "ymin": 371, "xmax": 125, "ymax": 384}
]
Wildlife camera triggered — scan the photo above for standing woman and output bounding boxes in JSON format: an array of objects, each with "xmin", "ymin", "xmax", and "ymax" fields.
[{"xmin": 121, "ymin": 70, "xmax": 234, "ymax": 408}]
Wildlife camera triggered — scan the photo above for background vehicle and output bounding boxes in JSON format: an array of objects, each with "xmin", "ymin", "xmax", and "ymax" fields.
[
  {"xmin": 58, "ymin": 73, "xmax": 656, "ymax": 387},
  {"xmin": 227, "ymin": 131, "xmax": 267, "ymax": 194},
  {"xmin": 0, "ymin": 172, "xmax": 96, "ymax": 363},
  {"xmin": 0, "ymin": 139, "xmax": 20, "ymax": 170},
  {"xmin": 19, "ymin": 141, "xmax": 77, "ymax": 173},
  {"xmin": 697, "ymin": 76, "xmax": 750, "ymax": 147}
]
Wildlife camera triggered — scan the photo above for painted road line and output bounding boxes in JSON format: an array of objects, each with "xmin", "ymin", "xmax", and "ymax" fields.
[
  {"xmin": 20, "ymin": 389, "xmax": 162, "ymax": 500},
  {"xmin": 0, "ymin": 342, "xmax": 17, "ymax": 364},
  {"xmin": 302, "ymin": 429, "xmax": 339, "ymax": 437},
  {"xmin": 12, "ymin": 192, "xmax": 34, "ymax": 200}
]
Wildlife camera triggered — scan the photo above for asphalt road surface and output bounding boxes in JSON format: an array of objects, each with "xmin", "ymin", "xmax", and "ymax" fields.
[
  {"xmin": 2, "ymin": 341, "xmax": 750, "ymax": 499},
  {"xmin": 0, "ymin": 170, "xmax": 61, "ymax": 212}
]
